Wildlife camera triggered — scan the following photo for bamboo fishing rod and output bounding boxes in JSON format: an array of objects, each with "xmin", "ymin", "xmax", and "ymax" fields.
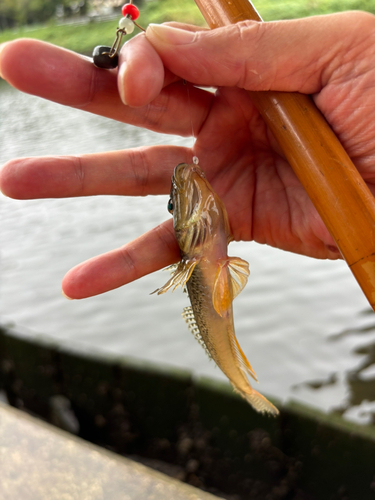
[{"xmin": 194, "ymin": 0, "xmax": 375, "ymax": 311}]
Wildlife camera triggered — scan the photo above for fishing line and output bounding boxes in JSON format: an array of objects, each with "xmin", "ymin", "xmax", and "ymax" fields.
[
  {"xmin": 183, "ymin": 79, "xmax": 199, "ymax": 166},
  {"xmin": 93, "ymin": 3, "xmax": 199, "ymax": 167},
  {"xmin": 92, "ymin": 2, "xmax": 145, "ymax": 69}
]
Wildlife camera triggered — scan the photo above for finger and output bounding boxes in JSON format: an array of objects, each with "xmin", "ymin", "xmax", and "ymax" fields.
[
  {"xmin": 118, "ymin": 23, "xmax": 209, "ymax": 107},
  {"xmin": 62, "ymin": 219, "xmax": 179, "ymax": 299},
  {"xmin": 0, "ymin": 38, "xmax": 212, "ymax": 135},
  {"xmin": 118, "ymin": 33, "xmax": 175, "ymax": 107},
  {"xmin": 118, "ymin": 33, "xmax": 165, "ymax": 106},
  {"xmin": 0, "ymin": 145, "xmax": 192, "ymax": 199},
  {"xmin": 145, "ymin": 12, "xmax": 375, "ymax": 93},
  {"xmin": 0, "ymin": 38, "xmax": 117, "ymax": 107}
]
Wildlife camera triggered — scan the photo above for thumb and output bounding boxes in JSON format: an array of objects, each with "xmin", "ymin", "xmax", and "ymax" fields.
[{"xmin": 145, "ymin": 12, "xmax": 374, "ymax": 94}]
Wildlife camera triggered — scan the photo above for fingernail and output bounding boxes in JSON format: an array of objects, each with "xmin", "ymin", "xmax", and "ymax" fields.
[
  {"xmin": 117, "ymin": 62, "xmax": 128, "ymax": 105},
  {"xmin": 0, "ymin": 42, "xmax": 8, "ymax": 79},
  {"xmin": 147, "ymin": 24, "xmax": 197, "ymax": 45},
  {"xmin": 62, "ymin": 289, "xmax": 74, "ymax": 300}
]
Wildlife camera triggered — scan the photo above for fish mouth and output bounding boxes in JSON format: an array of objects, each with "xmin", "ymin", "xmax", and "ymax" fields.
[
  {"xmin": 172, "ymin": 163, "xmax": 205, "ymax": 191},
  {"xmin": 171, "ymin": 163, "xmax": 210, "ymax": 230}
]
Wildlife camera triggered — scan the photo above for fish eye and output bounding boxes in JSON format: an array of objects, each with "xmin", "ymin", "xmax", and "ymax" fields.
[{"xmin": 167, "ymin": 199, "xmax": 174, "ymax": 214}]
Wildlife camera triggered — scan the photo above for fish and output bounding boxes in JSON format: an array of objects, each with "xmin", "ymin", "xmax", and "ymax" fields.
[{"xmin": 154, "ymin": 162, "xmax": 278, "ymax": 416}]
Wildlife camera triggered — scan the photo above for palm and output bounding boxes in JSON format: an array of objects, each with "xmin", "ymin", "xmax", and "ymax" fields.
[
  {"xmin": 189, "ymin": 50, "xmax": 375, "ymax": 258},
  {"xmin": 191, "ymin": 87, "xmax": 331, "ymax": 258},
  {"xmin": 2, "ymin": 11, "xmax": 375, "ymax": 298}
]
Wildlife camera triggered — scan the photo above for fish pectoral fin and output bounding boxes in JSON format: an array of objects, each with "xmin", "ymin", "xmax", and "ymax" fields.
[
  {"xmin": 212, "ymin": 257, "xmax": 250, "ymax": 317},
  {"xmin": 227, "ymin": 256, "xmax": 250, "ymax": 300},
  {"xmin": 151, "ymin": 259, "xmax": 198, "ymax": 295},
  {"xmin": 213, "ymin": 261, "xmax": 233, "ymax": 317}
]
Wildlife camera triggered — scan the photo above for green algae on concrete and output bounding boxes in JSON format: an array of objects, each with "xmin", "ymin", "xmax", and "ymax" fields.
[{"xmin": 2, "ymin": 324, "xmax": 375, "ymax": 499}]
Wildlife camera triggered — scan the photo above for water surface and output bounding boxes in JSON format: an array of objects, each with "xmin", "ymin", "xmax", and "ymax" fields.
[{"xmin": 1, "ymin": 80, "xmax": 375, "ymax": 423}]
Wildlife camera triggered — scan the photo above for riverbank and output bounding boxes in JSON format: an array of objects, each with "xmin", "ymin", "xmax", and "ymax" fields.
[
  {"xmin": 1, "ymin": 323, "xmax": 375, "ymax": 500},
  {"xmin": 0, "ymin": 0, "xmax": 375, "ymax": 54}
]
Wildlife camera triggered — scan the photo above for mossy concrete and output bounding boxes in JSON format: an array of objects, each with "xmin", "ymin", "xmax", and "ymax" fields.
[{"xmin": 1, "ymin": 324, "xmax": 375, "ymax": 499}]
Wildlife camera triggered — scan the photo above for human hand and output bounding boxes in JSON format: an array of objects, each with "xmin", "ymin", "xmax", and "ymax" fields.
[{"xmin": 1, "ymin": 11, "xmax": 375, "ymax": 299}]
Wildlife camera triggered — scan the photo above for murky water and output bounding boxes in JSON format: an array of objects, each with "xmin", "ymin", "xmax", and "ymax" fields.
[{"xmin": 1, "ymin": 80, "xmax": 375, "ymax": 423}]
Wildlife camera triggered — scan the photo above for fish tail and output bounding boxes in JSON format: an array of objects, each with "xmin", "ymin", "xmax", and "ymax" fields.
[{"xmin": 232, "ymin": 385, "xmax": 279, "ymax": 416}]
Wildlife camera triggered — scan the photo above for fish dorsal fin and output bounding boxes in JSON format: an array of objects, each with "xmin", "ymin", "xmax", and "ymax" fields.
[
  {"xmin": 230, "ymin": 331, "xmax": 258, "ymax": 382},
  {"xmin": 182, "ymin": 306, "xmax": 212, "ymax": 360},
  {"xmin": 151, "ymin": 260, "xmax": 198, "ymax": 295},
  {"xmin": 212, "ymin": 257, "xmax": 250, "ymax": 317}
]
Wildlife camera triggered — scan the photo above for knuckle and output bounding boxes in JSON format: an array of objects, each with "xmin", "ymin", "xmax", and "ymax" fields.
[
  {"xmin": 143, "ymin": 90, "xmax": 171, "ymax": 130},
  {"xmin": 234, "ymin": 20, "xmax": 263, "ymax": 44},
  {"xmin": 120, "ymin": 245, "xmax": 137, "ymax": 273},
  {"xmin": 71, "ymin": 156, "xmax": 85, "ymax": 195},
  {"xmin": 228, "ymin": 21, "xmax": 271, "ymax": 89},
  {"xmin": 127, "ymin": 148, "xmax": 150, "ymax": 196}
]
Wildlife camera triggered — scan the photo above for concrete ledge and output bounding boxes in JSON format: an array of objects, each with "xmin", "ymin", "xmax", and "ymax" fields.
[
  {"xmin": 2, "ymin": 325, "xmax": 375, "ymax": 499},
  {"xmin": 0, "ymin": 402, "xmax": 220, "ymax": 500}
]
